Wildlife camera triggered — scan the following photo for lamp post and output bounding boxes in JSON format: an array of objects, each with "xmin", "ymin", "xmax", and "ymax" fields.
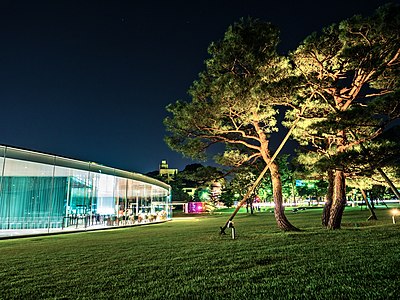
[{"xmin": 290, "ymin": 176, "xmax": 296, "ymax": 205}]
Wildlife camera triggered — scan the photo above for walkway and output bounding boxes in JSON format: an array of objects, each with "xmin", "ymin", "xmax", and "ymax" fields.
[{"xmin": 0, "ymin": 221, "xmax": 167, "ymax": 240}]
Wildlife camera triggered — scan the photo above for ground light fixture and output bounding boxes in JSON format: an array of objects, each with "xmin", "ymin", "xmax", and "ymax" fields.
[
  {"xmin": 227, "ymin": 220, "xmax": 236, "ymax": 239},
  {"xmin": 391, "ymin": 209, "xmax": 399, "ymax": 224}
]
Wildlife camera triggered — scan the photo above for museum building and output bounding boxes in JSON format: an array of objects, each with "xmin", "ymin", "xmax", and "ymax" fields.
[{"xmin": 0, "ymin": 145, "xmax": 171, "ymax": 234}]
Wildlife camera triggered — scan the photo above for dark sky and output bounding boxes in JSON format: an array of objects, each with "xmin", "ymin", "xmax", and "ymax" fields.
[{"xmin": 0, "ymin": 0, "xmax": 394, "ymax": 174}]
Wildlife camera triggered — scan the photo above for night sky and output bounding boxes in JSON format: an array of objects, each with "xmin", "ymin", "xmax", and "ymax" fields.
[{"xmin": 0, "ymin": 0, "xmax": 394, "ymax": 174}]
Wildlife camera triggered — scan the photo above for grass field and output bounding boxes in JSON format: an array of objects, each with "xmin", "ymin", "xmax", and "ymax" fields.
[{"xmin": 0, "ymin": 206, "xmax": 399, "ymax": 299}]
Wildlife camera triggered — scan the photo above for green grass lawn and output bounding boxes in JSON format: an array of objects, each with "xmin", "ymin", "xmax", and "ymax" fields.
[{"xmin": 1, "ymin": 207, "xmax": 400, "ymax": 299}]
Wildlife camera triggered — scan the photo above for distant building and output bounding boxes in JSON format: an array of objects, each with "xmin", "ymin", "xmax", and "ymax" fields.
[
  {"xmin": 159, "ymin": 160, "xmax": 178, "ymax": 183},
  {"xmin": 182, "ymin": 187, "xmax": 196, "ymax": 198},
  {"xmin": 210, "ymin": 181, "xmax": 222, "ymax": 201}
]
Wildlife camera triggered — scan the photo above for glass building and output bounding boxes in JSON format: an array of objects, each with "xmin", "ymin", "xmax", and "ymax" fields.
[{"xmin": 0, "ymin": 145, "xmax": 171, "ymax": 234}]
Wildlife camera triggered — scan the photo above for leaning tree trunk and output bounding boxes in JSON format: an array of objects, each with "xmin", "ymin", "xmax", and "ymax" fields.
[
  {"xmin": 327, "ymin": 169, "xmax": 347, "ymax": 230},
  {"xmin": 360, "ymin": 189, "xmax": 378, "ymax": 221},
  {"xmin": 270, "ymin": 161, "xmax": 300, "ymax": 231},
  {"xmin": 377, "ymin": 167, "xmax": 400, "ymax": 199},
  {"xmin": 322, "ymin": 169, "xmax": 334, "ymax": 227}
]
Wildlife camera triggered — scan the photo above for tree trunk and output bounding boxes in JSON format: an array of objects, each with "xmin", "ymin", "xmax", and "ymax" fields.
[
  {"xmin": 322, "ymin": 169, "xmax": 334, "ymax": 227},
  {"xmin": 360, "ymin": 189, "xmax": 378, "ymax": 221},
  {"xmin": 327, "ymin": 170, "xmax": 347, "ymax": 230},
  {"xmin": 219, "ymin": 114, "xmax": 303, "ymax": 234},
  {"xmin": 270, "ymin": 161, "xmax": 300, "ymax": 231}
]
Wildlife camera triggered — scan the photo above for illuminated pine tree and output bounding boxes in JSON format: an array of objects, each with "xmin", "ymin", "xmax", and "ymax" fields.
[
  {"xmin": 164, "ymin": 18, "xmax": 300, "ymax": 231},
  {"xmin": 288, "ymin": 3, "xmax": 400, "ymax": 229}
]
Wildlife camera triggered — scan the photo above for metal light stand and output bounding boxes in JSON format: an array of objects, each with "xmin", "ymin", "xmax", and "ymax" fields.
[{"xmin": 227, "ymin": 220, "xmax": 236, "ymax": 239}]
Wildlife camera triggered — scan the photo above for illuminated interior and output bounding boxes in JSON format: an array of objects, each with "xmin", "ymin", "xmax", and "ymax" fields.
[
  {"xmin": 185, "ymin": 202, "xmax": 206, "ymax": 213},
  {"xmin": 0, "ymin": 145, "xmax": 171, "ymax": 232}
]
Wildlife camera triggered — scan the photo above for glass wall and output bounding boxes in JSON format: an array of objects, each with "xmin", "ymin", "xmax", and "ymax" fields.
[{"xmin": 0, "ymin": 145, "xmax": 171, "ymax": 232}]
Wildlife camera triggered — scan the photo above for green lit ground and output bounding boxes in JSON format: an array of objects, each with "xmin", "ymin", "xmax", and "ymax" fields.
[{"xmin": 0, "ymin": 206, "xmax": 399, "ymax": 299}]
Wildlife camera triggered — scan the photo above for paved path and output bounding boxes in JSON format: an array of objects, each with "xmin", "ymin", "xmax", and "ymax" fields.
[{"xmin": 0, "ymin": 220, "xmax": 168, "ymax": 240}]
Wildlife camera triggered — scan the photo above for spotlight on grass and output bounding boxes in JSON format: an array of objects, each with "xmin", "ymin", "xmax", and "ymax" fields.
[{"xmin": 391, "ymin": 209, "xmax": 399, "ymax": 224}]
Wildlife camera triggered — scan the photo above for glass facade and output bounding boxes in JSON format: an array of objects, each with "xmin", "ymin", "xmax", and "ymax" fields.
[{"xmin": 0, "ymin": 145, "xmax": 171, "ymax": 233}]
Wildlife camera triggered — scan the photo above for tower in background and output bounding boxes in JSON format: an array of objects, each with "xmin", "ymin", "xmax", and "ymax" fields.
[{"xmin": 159, "ymin": 160, "xmax": 178, "ymax": 183}]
